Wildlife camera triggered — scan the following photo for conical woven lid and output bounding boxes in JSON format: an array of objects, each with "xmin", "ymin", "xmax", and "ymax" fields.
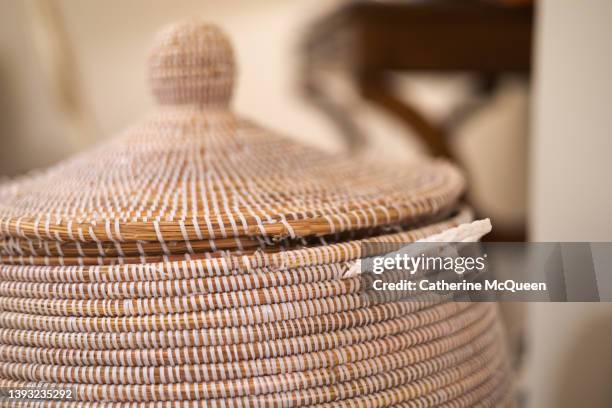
[{"xmin": 0, "ymin": 21, "xmax": 464, "ymax": 251}]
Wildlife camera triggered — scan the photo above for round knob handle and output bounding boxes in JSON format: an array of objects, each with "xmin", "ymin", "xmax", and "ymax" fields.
[{"xmin": 149, "ymin": 21, "xmax": 235, "ymax": 107}]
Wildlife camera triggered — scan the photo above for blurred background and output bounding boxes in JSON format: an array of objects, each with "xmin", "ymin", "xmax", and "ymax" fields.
[{"xmin": 0, "ymin": 0, "xmax": 611, "ymax": 406}]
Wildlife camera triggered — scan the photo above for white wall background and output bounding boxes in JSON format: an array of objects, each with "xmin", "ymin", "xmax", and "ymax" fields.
[{"xmin": 528, "ymin": 1, "xmax": 612, "ymax": 406}]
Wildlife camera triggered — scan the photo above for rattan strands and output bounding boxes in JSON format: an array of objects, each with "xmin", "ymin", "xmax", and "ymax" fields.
[
  {"xmin": 0, "ymin": 212, "xmax": 473, "ymax": 315},
  {"xmin": 0, "ymin": 20, "xmax": 464, "ymax": 248},
  {"xmin": 0, "ymin": 212, "xmax": 456, "ymax": 260},
  {"xmin": 0, "ymin": 369, "xmax": 514, "ymax": 407},
  {"xmin": 0, "ymin": 344, "xmax": 503, "ymax": 404},
  {"xmin": 0, "ymin": 207, "xmax": 471, "ymax": 273},
  {"xmin": 1, "ymin": 353, "xmax": 510, "ymax": 406},
  {"xmin": 0, "ymin": 308, "xmax": 505, "ymax": 402},
  {"xmin": 0, "ymin": 297, "xmax": 453, "ymax": 350},
  {"xmin": 0, "ymin": 302, "xmax": 477, "ymax": 366},
  {"xmin": 0, "ymin": 111, "xmax": 464, "ymax": 246},
  {"xmin": 0, "ymin": 222, "xmax": 514, "ymax": 405},
  {"xmin": 0, "ymin": 305, "xmax": 493, "ymax": 384},
  {"xmin": 0, "ymin": 303, "xmax": 491, "ymax": 362},
  {"xmin": 0, "ymin": 208, "xmax": 462, "ymax": 267},
  {"xmin": 0, "ymin": 21, "xmax": 513, "ymax": 407}
]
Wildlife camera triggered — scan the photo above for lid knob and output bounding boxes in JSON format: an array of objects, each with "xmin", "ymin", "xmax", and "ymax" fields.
[{"xmin": 149, "ymin": 21, "xmax": 235, "ymax": 107}]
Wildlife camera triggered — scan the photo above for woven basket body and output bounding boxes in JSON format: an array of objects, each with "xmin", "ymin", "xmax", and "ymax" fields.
[{"xmin": 0, "ymin": 21, "xmax": 513, "ymax": 407}]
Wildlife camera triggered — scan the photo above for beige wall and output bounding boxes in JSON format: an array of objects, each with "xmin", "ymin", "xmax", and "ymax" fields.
[
  {"xmin": 0, "ymin": 0, "xmax": 344, "ymax": 177},
  {"xmin": 528, "ymin": 1, "xmax": 612, "ymax": 407},
  {"xmin": 531, "ymin": 0, "xmax": 612, "ymax": 242}
]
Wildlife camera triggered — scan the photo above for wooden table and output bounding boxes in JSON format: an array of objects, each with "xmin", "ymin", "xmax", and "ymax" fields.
[{"xmin": 300, "ymin": 0, "xmax": 533, "ymax": 240}]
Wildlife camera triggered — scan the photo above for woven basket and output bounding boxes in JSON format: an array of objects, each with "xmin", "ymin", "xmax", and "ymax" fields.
[{"xmin": 0, "ymin": 21, "xmax": 513, "ymax": 407}]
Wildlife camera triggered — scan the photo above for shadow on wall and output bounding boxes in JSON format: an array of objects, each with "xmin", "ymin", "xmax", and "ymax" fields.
[
  {"xmin": 551, "ymin": 310, "xmax": 612, "ymax": 408},
  {"xmin": 0, "ymin": 60, "xmax": 19, "ymax": 177}
]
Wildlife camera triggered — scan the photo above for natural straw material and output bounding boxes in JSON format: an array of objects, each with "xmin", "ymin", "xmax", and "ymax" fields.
[
  {"xmin": 0, "ymin": 21, "xmax": 464, "ymax": 249},
  {"xmin": 0, "ymin": 21, "xmax": 513, "ymax": 407}
]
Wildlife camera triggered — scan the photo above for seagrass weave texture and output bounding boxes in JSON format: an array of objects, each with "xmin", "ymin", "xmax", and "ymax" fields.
[
  {"xmin": 0, "ymin": 20, "xmax": 465, "ymax": 251},
  {"xmin": 0, "ymin": 21, "xmax": 514, "ymax": 407},
  {"xmin": 149, "ymin": 20, "xmax": 235, "ymax": 107}
]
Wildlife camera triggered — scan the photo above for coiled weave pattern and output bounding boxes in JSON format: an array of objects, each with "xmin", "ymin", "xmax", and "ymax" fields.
[
  {"xmin": 0, "ymin": 215, "xmax": 514, "ymax": 406},
  {"xmin": 0, "ymin": 21, "xmax": 513, "ymax": 407}
]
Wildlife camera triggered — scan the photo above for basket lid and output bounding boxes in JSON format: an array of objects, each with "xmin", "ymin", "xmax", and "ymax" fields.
[{"xmin": 0, "ymin": 21, "xmax": 464, "ymax": 251}]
